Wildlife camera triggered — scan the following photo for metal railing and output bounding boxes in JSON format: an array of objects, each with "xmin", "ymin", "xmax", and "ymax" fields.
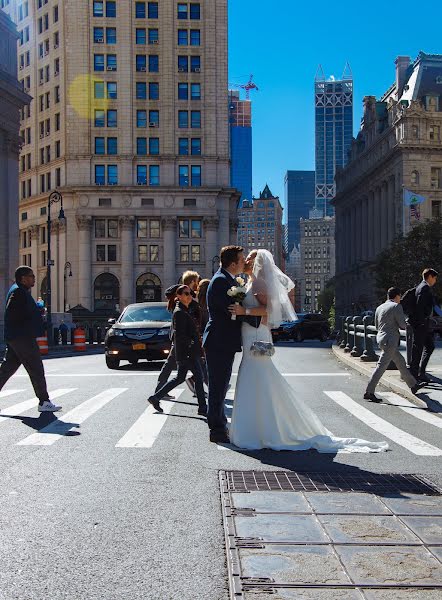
[{"xmin": 337, "ymin": 315, "xmax": 412, "ymax": 366}]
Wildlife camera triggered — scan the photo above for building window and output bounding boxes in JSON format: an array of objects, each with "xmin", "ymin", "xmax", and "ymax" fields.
[
  {"xmin": 432, "ymin": 201, "xmax": 441, "ymax": 219},
  {"xmin": 147, "ymin": 2, "xmax": 158, "ymax": 18},
  {"xmin": 179, "ymin": 219, "xmax": 189, "ymax": 237},
  {"xmin": 179, "ymin": 138, "xmax": 189, "ymax": 155},
  {"xmin": 107, "ymin": 245, "xmax": 117, "ymax": 261},
  {"xmin": 99, "ymin": 198, "xmax": 112, "ymax": 208},
  {"xmin": 411, "ymin": 125, "xmax": 419, "ymax": 138},
  {"xmin": 95, "ymin": 137, "xmax": 105, "ymax": 154},
  {"xmin": 179, "ymin": 165, "xmax": 189, "ymax": 186},
  {"xmin": 150, "ymin": 219, "xmax": 160, "ymax": 237},
  {"xmin": 106, "ymin": 54, "xmax": 117, "ymax": 70},
  {"xmin": 135, "ymin": 1, "xmax": 145, "ymax": 18},
  {"xmin": 95, "ymin": 219, "xmax": 106, "ymax": 238},
  {"xmin": 94, "ymin": 27, "xmax": 104, "ymax": 43},
  {"xmin": 149, "ymin": 137, "xmax": 159, "ymax": 155},
  {"xmin": 191, "ymin": 138, "xmax": 201, "ymax": 155},
  {"xmin": 178, "ymin": 56, "xmax": 188, "ymax": 72},
  {"xmin": 148, "ymin": 28, "xmax": 159, "ymax": 43},
  {"xmin": 137, "ymin": 219, "xmax": 147, "ymax": 237},
  {"xmin": 191, "ymin": 219, "xmax": 201, "ymax": 238},
  {"xmin": 94, "ymin": 54, "xmax": 104, "ymax": 71},
  {"xmin": 136, "ymin": 82, "xmax": 147, "ymax": 99},
  {"xmin": 138, "ymin": 245, "xmax": 148, "ymax": 262},
  {"xmin": 149, "ymin": 82, "xmax": 159, "ymax": 100},
  {"xmin": 177, "ymin": 3, "xmax": 187, "ymax": 19},
  {"xmin": 95, "ymin": 165, "xmax": 105, "ymax": 184},
  {"xmin": 178, "ymin": 83, "xmax": 188, "ymax": 100},
  {"xmin": 410, "ymin": 170, "xmax": 419, "ymax": 185},
  {"xmin": 107, "ymin": 82, "xmax": 117, "ymax": 99},
  {"xmin": 431, "ymin": 167, "xmax": 442, "ymax": 189},
  {"xmin": 107, "ymin": 137, "xmax": 117, "ymax": 154},
  {"xmin": 137, "ymin": 165, "xmax": 147, "ymax": 185},
  {"xmin": 96, "ymin": 245, "xmax": 106, "ymax": 261},
  {"xmin": 94, "ymin": 81, "xmax": 105, "ymax": 98},
  {"xmin": 105, "ymin": 1, "xmax": 116, "ymax": 17},
  {"xmin": 149, "ymin": 55, "xmax": 159, "ymax": 72},
  {"xmin": 149, "ymin": 165, "xmax": 159, "ymax": 185},
  {"xmin": 136, "ymin": 28, "xmax": 146, "ymax": 44},
  {"xmin": 137, "ymin": 110, "xmax": 147, "ymax": 127},
  {"xmin": 190, "ymin": 56, "xmax": 200, "ymax": 72},
  {"xmin": 190, "ymin": 29, "xmax": 200, "ymax": 45},
  {"xmin": 190, "ymin": 3, "xmax": 200, "ymax": 19},
  {"xmin": 137, "ymin": 137, "xmax": 147, "ymax": 155},
  {"xmin": 107, "ymin": 110, "xmax": 117, "ymax": 127},
  {"xmin": 106, "ymin": 27, "xmax": 117, "ymax": 44},
  {"xmin": 191, "ymin": 110, "xmax": 201, "ymax": 128},
  {"xmin": 150, "ymin": 245, "xmax": 159, "ymax": 262},
  {"xmin": 191, "ymin": 245, "xmax": 200, "ymax": 261},
  {"xmin": 191, "ymin": 83, "xmax": 201, "ymax": 100},
  {"xmin": 107, "ymin": 164, "xmax": 118, "ymax": 184},
  {"xmin": 180, "ymin": 245, "xmax": 189, "ymax": 262},
  {"xmin": 95, "ymin": 110, "xmax": 105, "ymax": 127},
  {"xmin": 149, "ymin": 110, "xmax": 159, "ymax": 126},
  {"xmin": 108, "ymin": 219, "xmax": 118, "ymax": 238},
  {"xmin": 429, "ymin": 126, "xmax": 440, "ymax": 141},
  {"xmin": 178, "ymin": 110, "xmax": 189, "ymax": 128},
  {"xmin": 93, "ymin": 1, "xmax": 104, "ymax": 17},
  {"xmin": 177, "ymin": 29, "xmax": 188, "ymax": 45},
  {"xmin": 136, "ymin": 55, "xmax": 146, "ymax": 71},
  {"xmin": 55, "ymin": 140, "xmax": 60, "ymax": 157},
  {"xmin": 191, "ymin": 165, "xmax": 201, "ymax": 186}
]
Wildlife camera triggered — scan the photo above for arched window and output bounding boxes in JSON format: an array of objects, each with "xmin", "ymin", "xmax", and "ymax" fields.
[
  {"xmin": 136, "ymin": 272, "xmax": 162, "ymax": 302},
  {"xmin": 94, "ymin": 273, "xmax": 120, "ymax": 312},
  {"xmin": 411, "ymin": 170, "xmax": 419, "ymax": 185}
]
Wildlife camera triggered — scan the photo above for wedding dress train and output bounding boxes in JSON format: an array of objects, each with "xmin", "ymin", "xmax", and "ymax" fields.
[{"xmin": 229, "ymin": 291, "xmax": 389, "ymax": 453}]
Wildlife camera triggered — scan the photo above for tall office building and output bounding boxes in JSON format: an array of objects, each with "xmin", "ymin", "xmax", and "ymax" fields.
[
  {"xmin": 314, "ymin": 64, "xmax": 353, "ymax": 216},
  {"xmin": 2, "ymin": 0, "xmax": 239, "ymax": 315},
  {"xmin": 284, "ymin": 170, "xmax": 315, "ymax": 253},
  {"xmin": 229, "ymin": 89, "xmax": 252, "ymax": 205}
]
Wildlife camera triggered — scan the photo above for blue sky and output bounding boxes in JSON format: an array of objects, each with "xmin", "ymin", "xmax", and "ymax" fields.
[{"xmin": 228, "ymin": 0, "xmax": 441, "ymax": 207}]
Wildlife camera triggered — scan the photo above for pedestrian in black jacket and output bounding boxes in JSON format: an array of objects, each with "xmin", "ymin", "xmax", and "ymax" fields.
[
  {"xmin": 147, "ymin": 285, "xmax": 207, "ymax": 415},
  {"xmin": 0, "ymin": 266, "xmax": 62, "ymax": 412},
  {"xmin": 410, "ymin": 268, "xmax": 438, "ymax": 382}
]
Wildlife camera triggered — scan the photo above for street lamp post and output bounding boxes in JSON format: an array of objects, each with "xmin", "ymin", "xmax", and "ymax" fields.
[
  {"xmin": 212, "ymin": 255, "xmax": 220, "ymax": 275},
  {"xmin": 64, "ymin": 261, "xmax": 72, "ymax": 312},
  {"xmin": 46, "ymin": 190, "xmax": 65, "ymax": 346}
]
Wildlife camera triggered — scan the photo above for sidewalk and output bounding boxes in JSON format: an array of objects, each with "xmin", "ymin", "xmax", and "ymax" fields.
[{"xmin": 333, "ymin": 341, "xmax": 442, "ymax": 410}]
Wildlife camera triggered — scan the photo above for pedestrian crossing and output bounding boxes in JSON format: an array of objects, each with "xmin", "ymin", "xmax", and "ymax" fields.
[{"xmin": 0, "ymin": 385, "xmax": 441, "ymax": 455}]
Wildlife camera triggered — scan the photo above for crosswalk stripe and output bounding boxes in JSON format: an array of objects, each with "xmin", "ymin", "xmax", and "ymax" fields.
[
  {"xmin": 380, "ymin": 392, "xmax": 442, "ymax": 430},
  {"xmin": 0, "ymin": 390, "xmax": 24, "ymax": 398},
  {"xmin": 115, "ymin": 389, "xmax": 184, "ymax": 448},
  {"xmin": 17, "ymin": 388, "xmax": 127, "ymax": 446},
  {"xmin": 324, "ymin": 391, "xmax": 442, "ymax": 456},
  {"xmin": 0, "ymin": 389, "xmax": 75, "ymax": 426}
]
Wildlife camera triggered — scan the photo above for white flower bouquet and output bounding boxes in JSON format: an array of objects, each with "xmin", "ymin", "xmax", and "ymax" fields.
[{"xmin": 227, "ymin": 277, "xmax": 247, "ymax": 320}]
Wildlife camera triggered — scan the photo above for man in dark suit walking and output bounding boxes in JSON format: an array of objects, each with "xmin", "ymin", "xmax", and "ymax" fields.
[
  {"xmin": 203, "ymin": 246, "xmax": 245, "ymax": 443},
  {"xmin": 0, "ymin": 266, "xmax": 62, "ymax": 412},
  {"xmin": 409, "ymin": 268, "xmax": 438, "ymax": 383}
]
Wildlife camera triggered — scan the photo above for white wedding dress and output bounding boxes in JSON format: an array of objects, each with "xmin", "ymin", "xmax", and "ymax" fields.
[{"xmin": 229, "ymin": 288, "xmax": 389, "ymax": 453}]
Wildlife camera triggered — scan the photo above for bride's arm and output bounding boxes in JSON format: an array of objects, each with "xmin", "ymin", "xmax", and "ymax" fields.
[{"xmin": 228, "ymin": 280, "xmax": 268, "ymax": 317}]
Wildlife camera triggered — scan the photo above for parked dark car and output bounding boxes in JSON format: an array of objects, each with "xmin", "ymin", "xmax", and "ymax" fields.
[
  {"xmin": 272, "ymin": 313, "xmax": 330, "ymax": 343},
  {"xmin": 104, "ymin": 302, "xmax": 172, "ymax": 369}
]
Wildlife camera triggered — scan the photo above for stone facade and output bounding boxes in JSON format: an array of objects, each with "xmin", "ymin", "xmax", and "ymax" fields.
[
  {"xmin": 237, "ymin": 185, "xmax": 284, "ymax": 269},
  {"xmin": 334, "ymin": 53, "xmax": 442, "ymax": 315},
  {"xmin": 0, "ymin": 10, "xmax": 31, "ymax": 339},
  {"xmin": 299, "ymin": 216, "xmax": 335, "ymax": 312},
  {"xmin": 3, "ymin": 0, "xmax": 239, "ymax": 314}
]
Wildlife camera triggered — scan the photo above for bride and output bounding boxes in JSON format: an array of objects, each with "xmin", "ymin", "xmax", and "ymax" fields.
[{"xmin": 228, "ymin": 249, "xmax": 389, "ymax": 453}]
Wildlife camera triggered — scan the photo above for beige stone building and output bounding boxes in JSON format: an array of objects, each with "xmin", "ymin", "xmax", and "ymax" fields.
[
  {"xmin": 2, "ymin": 0, "xmax": 239, "ymax": 315},
  {"xmin": 237, "ymin": 185, "xmax": 284, "ymax": 269},
  {"xmin": 0, "ymin": 8, "xmax": 31, "ymax": 340},
  {"xmin": 334, "ymin": 52, "xmax": 442, "ymax": 315},
  {"xmin": 299, "ymin": 215, "xmax": 335, "ymax": 312}
]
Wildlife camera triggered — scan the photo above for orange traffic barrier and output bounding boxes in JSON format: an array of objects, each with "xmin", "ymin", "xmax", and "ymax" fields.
[
  {"xmin": 36, "ymin": 335, "xmax": 48, "ymax": 355},
  {"xmin": 73, "ymin": 327, "xmax": 86, "ymax": 352}
]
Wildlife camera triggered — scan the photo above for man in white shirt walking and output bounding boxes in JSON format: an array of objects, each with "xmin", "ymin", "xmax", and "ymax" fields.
[{"xmin": 364, "ymin": 287, "xmax": 421, "ymax": 402}]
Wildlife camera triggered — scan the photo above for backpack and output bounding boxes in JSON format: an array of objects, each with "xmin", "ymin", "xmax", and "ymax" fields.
[{"xmin": 401, "ymin": 287, "xmax": 417, "ymax": 316}]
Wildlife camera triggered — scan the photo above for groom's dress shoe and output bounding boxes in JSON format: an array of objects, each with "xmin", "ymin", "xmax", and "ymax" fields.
[
  {"xmin": 363, "ymin": 392, "xmax": 382, "ymax": 403},
  {"xmin": 411, "ymin": 382, "xmax": 425, "ymax": 395},
  {"xmin": 147, "ymin": 396, "xmax": 164, "ymax": 413},
  {"xmin": 209, "ymin": 431, "xmax": 230, "ymax": 443}
]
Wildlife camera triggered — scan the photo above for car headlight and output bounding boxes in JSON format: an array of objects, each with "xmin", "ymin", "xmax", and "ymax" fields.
[
  {"xmin": 109, "ymin": 328, "xmax": 124, "ymax": 337},
  {"xmin": 157, "ymin": 328, "xmax": 169, "ymax": 336}
]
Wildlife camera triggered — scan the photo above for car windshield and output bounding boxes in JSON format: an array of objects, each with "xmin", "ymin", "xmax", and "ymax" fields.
[{"xmin": 120, "ymin": 306, "xmax": 171, "ymax": 323}]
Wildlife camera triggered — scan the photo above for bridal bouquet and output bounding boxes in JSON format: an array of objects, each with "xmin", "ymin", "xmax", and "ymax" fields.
[{"xmin": 227, "ymin": 277, "xmax": 247, "ymax": 321}]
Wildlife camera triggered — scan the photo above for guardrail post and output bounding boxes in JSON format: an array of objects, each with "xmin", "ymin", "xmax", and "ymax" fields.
[
  {"xmin": 360, "ymin": 316, "xmax": 378, "ymax": 362},
  {"xmin": 343, "ymin": 316, "xmax": 352, "ymax": 352},
  {"xmin": 350, "ymin": 316, "xmax": 363, "ymax": 357}
]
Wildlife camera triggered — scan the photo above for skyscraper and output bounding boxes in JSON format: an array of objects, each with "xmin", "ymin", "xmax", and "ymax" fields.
[
  {"xmin": 314, "ymin": 64, "xmax": 353, "ymax": 216},
  {"xmin": 229, "ymin": 89, "xmax": 252, "ymax": 204},
  {"xmin": 284, "ymin": 170, "xmax": 315, "ymax": 253},
  {"xmin": 2, "ymin": 0, "xmax": 239, "ymax": 314}
]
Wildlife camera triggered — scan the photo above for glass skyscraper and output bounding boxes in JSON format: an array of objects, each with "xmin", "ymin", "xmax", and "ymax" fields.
[
  {"xmin": 229, "ymin": 90, "xmax": 253, "ymax": 205},
  {"xmin": 284, "ymin": 170, "xmax": 315, "ymax": 253},
  {"xmin": 314, "ymin": 64, "xmax": 353, "ymax": 216}
]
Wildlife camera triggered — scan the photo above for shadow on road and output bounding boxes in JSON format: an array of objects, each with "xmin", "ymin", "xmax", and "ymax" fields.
[{"xmin": 6, "ymin": 413, "xmax": 81, "ymax": 435}]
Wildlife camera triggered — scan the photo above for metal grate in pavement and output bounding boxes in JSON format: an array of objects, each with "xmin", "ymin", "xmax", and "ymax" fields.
[{"xmin": 224, "ymin": 470, "xmax": 442, "ymax": 495}]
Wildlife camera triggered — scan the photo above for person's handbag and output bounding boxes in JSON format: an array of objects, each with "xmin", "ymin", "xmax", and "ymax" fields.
[{"xmin": 249, "ymin": 317, "xmax": 275, "ymax": 357}]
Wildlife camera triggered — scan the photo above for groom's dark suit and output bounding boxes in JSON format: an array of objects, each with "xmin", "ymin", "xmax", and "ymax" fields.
[{"xmin": 203, "ymin": 268, "xmax": 259, "ymax": 436}]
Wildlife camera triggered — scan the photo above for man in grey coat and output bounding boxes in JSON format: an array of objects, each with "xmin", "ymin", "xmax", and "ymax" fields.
[{"xmin": 364, "ymin": 287, "xmax": 421, "ymax": 402}]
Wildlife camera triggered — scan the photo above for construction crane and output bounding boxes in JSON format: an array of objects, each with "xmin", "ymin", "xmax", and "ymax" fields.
[{"xmin": 229, "ymin": 74, "xmax": 259, "ymax": 100}]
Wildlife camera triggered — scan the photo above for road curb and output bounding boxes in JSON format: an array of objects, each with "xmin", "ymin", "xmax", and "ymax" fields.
[{"xmin": 332, "ymin": 344, "xmax": 428, "ymax": 408}]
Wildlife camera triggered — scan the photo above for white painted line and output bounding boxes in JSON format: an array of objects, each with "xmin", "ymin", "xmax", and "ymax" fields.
[
  {"xmin": 324, "ymin": 391, "xmax": 442, "ymax": 456},
  {"xmin": 11, "ymin": 371, "xmax": 349, "ymax": 378},
  {"xmin": 17, "ymin": 388, "xmax": 127, "ymax": 446},
  {"xmin": 0, "ymin": 389, "xmax": 75, "ymax": 425},
  {"xmin": 0, "ymin": 390, "xmax": 24, "ymax": 398},
  {"xmin": 115, "ymin": 389, "xmax": 184, "ymax": 448},
  {"xmin": 230, "ymin": 373, "xmax": 348, "ymax": 377},
  {"xmin": 380, "ymin": 392, "xmax": 442, "ymax": 430}
]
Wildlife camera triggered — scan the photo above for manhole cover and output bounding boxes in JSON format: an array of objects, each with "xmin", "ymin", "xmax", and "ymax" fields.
[
  {"xmin": 224, "ymin": 471, "xmax": 441, "ymax": 495},
  {"xmin": 220, "ymin": 471, "xmax": 442, "ymax": 599}
]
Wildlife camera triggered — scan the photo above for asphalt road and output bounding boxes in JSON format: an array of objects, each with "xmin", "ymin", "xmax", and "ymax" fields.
[{"xmin": 0, "ymin": 342, "xmax": 441, "ymax": 600}]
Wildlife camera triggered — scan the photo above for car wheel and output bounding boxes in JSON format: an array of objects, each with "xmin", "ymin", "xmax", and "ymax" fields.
[
  {"xmin": 320, "ymin": 331, "xmax": 329, "ymax": 342},
  {"xmin": 129, "ymin": 358, "xmax": 139, "ymax": 365},
  {"xmin": 106, "ymin": 356, "xmax": 120, "ymax": 369},
  {"xmin": 294, "ymin": 331, "xmax": 303, "ymax": 343}
]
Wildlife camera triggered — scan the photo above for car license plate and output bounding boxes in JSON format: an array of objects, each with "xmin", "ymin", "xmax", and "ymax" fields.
[{"xmin": 132, "ymin": 343, "xmax": 146, "ymax": 350}]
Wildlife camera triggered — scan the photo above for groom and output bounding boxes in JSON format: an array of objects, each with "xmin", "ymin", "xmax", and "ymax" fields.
[{"xmin": 203, "ymin": 245, "xmax": 259, "ymax": 443}]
